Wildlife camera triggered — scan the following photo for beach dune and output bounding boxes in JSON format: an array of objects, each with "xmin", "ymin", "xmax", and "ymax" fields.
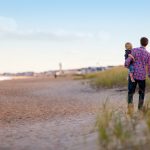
[{"xmin": 0, "ymin": 77, "xmax": 127, "ymax": 150}]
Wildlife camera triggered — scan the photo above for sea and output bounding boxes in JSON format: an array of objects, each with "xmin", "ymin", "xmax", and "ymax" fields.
[{"xmin": 0, "ymin": 76, "xmax": 13, "ymax": 81}]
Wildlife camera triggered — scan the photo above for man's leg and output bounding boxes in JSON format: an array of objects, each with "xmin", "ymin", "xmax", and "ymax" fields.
[
  {"xmin": 128, "ymin": 76, "xmax": 137, "ymax": 104},
  {"xmin": 127, "ymin": 77, "xmax": 137, "ymax": 114},
  {"xmin": 138, "ymin": 80, "xmax": 146, "ymax": 110}
]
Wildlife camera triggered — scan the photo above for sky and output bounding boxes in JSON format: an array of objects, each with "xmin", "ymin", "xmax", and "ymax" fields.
[{"xmin": 0, "ymin": 0, "xmax": 150, "ymax": 72}]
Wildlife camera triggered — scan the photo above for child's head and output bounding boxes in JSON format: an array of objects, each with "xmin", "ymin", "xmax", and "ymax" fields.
[{"xmin": 125, "ymin": 42, "xmax": 132, "ymax": 50}]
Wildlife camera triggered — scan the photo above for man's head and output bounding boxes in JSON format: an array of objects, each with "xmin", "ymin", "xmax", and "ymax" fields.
[{"xmin": 140, "ymin": 37, "xmax": 149, "ymax": 47}]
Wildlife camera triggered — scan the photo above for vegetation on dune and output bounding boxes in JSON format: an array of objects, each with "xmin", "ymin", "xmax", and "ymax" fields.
[
  {"xmin": 79, "ymin": 66, "xmax": 150, "ymax": 149},
  {"xmin": 83, "ymin": 66, "xmax": 150, "ymax": 89},
  {"xmin": 96, "ymin": 98, "xmax": 150, "ymax": 150}
]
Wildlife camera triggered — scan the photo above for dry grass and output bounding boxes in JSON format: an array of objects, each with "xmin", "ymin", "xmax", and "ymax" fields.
[
  {"xmin": 96, "ymin": 97, "xmax": 150, "ymax": 150},
  {"xmin": 82, "ymin": 66, "xmax": 150, "ymax": 89}
]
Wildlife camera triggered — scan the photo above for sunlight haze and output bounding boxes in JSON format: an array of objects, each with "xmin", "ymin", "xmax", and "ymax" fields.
[{"xmin": 0, "ymin": 0, "xmax": 150, "ymax": 72}]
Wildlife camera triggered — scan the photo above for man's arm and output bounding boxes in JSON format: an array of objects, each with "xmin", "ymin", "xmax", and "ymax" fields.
[
  {"xmin": 147, "ymin": 54, "xmax": 150, "ymax": 77},
  {"xmin": 124, "ymin": 57, "xmax": 132, "ymax": 68}
]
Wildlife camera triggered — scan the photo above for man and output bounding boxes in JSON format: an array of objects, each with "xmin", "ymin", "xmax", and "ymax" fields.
[{"xmin": 125, "ymin": 37, "xmax": 150, "ymax": 112}]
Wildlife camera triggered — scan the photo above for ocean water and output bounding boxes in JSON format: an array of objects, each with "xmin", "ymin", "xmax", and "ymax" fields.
[{"xmin": 0, "ymin": 76, "xmax": 13, "ymax": 81}]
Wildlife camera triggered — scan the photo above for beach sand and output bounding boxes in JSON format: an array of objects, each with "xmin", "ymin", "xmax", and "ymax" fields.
[{"xmin": 0, "ymin": 77, "xmax": 134, "ymax": 150}]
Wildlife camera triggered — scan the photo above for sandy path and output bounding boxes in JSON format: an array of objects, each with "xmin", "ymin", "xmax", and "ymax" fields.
[{"xmin": 0, "ymin": 77, "xmax": 130, "ymax": 150}]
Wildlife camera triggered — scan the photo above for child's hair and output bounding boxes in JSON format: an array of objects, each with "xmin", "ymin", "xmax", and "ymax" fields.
[{"xmin": 125, "ymin": 42, "xmax": 133, "ymax": 50}]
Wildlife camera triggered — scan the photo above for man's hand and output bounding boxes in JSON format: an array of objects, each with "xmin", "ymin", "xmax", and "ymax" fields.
[{"xmin": 128, "ymin": 54, "xmax": 135, "ymax": 61}]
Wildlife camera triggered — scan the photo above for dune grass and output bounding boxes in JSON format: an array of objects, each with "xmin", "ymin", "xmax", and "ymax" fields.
[
  {"xmin": 96, "ymin": 98, "xmax": 150, "ymax": 150},
  {"xmin": 83, "ymin": 66, "xmax": 150, "ymax": 89},
  {"xmin": 81, "ymin": 66, "xmax": 150, "ymax": 148}
]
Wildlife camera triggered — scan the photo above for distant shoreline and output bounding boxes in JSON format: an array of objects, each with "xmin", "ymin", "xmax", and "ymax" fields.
[
  {"xmin": 0, "ymin": 76, "xmax": 31, "ymax": 81},
  {"xmin": 0, "ymin": 76, "xmax": 13, "ymax": 81}
]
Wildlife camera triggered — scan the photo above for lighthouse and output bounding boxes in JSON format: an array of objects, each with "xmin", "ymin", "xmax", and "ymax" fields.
[{"xmin": 59, "ymin": 62, "xmax": 63, "ymax": 75}]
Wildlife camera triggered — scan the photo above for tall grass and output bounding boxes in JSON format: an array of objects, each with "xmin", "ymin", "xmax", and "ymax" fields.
[
  {"xmin": 83, "ymin": 66, "xmax": 150, "ymax": 89},
  {"xmin": 96, "ymin": 98, "xmax": 150, "ymax": 150}
]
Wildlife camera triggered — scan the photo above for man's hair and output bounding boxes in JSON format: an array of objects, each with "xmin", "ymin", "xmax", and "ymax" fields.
[{"xmin": 140, "ymin": 37, "xmax": 149, "ymax": 47}]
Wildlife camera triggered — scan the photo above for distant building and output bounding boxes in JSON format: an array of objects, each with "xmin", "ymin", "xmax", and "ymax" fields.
[
  {"xmin": 16, "ymin": 72, "xmax": 34, "ymax": 76},
  {"xmin": 1, "ymin": 66, "xmax": 111, "ymax": 77}
]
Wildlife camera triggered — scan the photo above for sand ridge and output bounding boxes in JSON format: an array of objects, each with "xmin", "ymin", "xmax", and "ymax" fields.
[{"xmin": 0, "ymin": 77, "xmax": 128, "ymax": 150}]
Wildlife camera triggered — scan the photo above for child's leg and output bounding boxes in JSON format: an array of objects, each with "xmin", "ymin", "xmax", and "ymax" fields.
[
  {"xmin": 129, "ymin": 73, "xmax": 135, "ymax": 82},
  {"xmin": 129, "ymin": 65, "xmax": 135, "ymax": 82}
]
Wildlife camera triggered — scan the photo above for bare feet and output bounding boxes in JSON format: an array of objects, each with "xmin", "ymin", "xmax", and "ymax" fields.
[
  {"xmin": 130, "ymin": 77, "xmax": 135, "ymax": 82},
  {"xmin": 129, "ymin": 73, "xmax": 135, "ymax": 82}
]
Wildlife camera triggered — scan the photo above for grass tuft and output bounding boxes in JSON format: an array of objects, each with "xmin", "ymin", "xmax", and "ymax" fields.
[{"xmin": 96, "ymin": 98, "xmax": 150, "ymax": 150}]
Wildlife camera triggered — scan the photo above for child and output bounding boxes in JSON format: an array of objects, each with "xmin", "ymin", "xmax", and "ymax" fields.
[{"xmin": 124, "ymin": 42, "xmax": 135, "ymax": 82}]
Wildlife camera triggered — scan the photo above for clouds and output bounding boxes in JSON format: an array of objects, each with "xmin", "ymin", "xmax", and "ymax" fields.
[
  {"xmin": 6, "ymin": 30, "xmax": 92, "ymax": 41},
  {"xmin": 2, "ymin": 28, "xmax": 111, "ymax": 42},
  {"xmin": 0, "ymin": 16, "xmax": 111, "ymax": 42},
  {"xmin": 0, "ymin": 16, "xmax": 114, "ymax": 72},
  {"xmin": 0, "ymin": 16, "xmax": 17, "ymax": 32}
]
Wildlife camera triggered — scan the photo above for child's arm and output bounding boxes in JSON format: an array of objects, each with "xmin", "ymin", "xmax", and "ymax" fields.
[{"xmin": 128, "ymin": 54, "xmax": 135, "ymax": 61}]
